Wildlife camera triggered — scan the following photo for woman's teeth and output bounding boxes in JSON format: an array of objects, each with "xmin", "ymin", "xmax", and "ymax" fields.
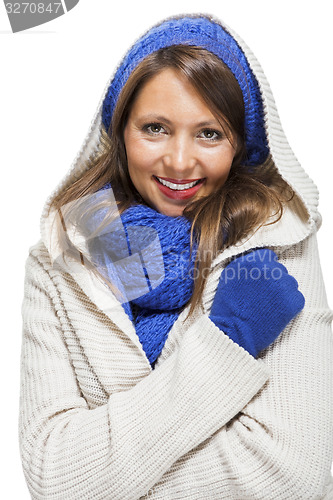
[{"xmin": 155, "ymin": 176, "xmax": 201, "ymax": 190}]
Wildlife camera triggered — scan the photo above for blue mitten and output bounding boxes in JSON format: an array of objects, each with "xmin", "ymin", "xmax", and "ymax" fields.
[{"xmin": 209, "ymin": 248, "xmax": 305, "ymax": 358}]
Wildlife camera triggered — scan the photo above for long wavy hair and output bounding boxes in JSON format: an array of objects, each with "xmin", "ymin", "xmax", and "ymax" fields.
[{"xmin": 50, "ymin": 45, "xmax": 294, "ymax": 314}]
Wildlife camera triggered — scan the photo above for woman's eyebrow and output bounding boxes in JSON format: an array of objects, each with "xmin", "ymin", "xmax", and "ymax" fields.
[
  {"xmin": 136, "ymin": 114, "xmax": 222, "ymax": 128},
  {"xmin": 137, "ymin": 114, "xmax": 172, "ymax": 124}
]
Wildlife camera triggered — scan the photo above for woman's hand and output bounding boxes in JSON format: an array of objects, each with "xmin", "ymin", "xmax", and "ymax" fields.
[{"xmin": 209, "ymin": 248, "xmax": 305, "ymax": 357}]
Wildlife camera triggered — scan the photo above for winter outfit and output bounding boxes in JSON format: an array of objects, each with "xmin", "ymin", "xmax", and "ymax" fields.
[
  {"xmin": 86, "ymin": 196, "xmax": 199, "ymax": 366},
  {"xmin": 19, "ymin": 13, "xmax": 333, "ymax": 500}
]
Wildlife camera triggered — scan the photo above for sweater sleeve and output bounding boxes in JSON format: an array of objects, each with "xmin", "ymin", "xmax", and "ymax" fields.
[
  {"xmin": 146, "ymin": 231, "xmax": 333, "ymax": 499},
  {"xmin": 19, "ymin": 251, "xmax": 270, "ymax": 500}
]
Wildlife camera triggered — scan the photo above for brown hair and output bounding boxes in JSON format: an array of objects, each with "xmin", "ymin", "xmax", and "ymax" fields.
[{"xmin": 50, "ymin": 45, "xmax": 294, "ymax": 315}]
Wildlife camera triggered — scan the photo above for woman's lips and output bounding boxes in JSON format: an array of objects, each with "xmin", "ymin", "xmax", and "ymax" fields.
[{"xmin": 153, "ymin": 175, "xmax": 206, "ymax": 200}]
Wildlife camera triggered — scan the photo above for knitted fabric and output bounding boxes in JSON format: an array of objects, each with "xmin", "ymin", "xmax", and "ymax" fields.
[
  {"xmin": 85, "ymin": 189, "xmax": 197, "ymax": 366},
  {"xmin": 20, "ymin": 231, "xmax": 333, "ymax": 499},
  {"xmin": 101, "ymin": 15, "xmax": 269, "ymax": 166},
  {"xmin": 209, "ymin": 248, "xmax": 305, "ymax": 357},
  {"xmin": 21, "ymin": 13, "xmax": 333, "ymax": 499}
]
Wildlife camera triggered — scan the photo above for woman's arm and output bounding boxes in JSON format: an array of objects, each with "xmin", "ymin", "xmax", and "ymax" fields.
[
  {"xmin": 148, "ymin": 231, "xmax": 333, "ymax": 499},
  {"xmin": 19, "ymin": 250, "xmax": 269, "ymax": 500},
  {"xmin": 20, "ymin": 231, "xmax": 332, "ymax": 500}
]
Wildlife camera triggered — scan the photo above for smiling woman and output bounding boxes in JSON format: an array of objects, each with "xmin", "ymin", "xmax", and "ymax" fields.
[
  {"xmin": 48, "ymin": 43, "xmax": 293, "ymax": 314},
  {"xmin": 123, "ymin": 67, "xmax": 237, "ymax": 216},
  {"xmin": 19, "ymin": 13, "xmax": 333, "ymax": 500}
]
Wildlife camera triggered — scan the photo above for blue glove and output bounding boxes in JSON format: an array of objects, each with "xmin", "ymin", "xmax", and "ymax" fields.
[{"xmin": 209, "ymin": 248, "xmax": 305, "ymax": 358}]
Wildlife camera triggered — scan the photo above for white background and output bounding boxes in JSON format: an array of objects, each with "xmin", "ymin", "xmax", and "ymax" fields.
[{"xmin": 1, "ymin": 1, "xmax": 332, "ymax": 496}]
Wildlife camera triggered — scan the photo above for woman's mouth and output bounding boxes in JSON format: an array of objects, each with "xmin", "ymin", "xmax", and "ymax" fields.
[{"xmin": 153, "ymin": 176, "xmax": 206, "ymax": 200}]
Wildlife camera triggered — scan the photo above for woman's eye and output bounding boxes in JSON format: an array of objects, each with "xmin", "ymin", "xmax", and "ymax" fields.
[
  {"xmin": 144, "ymin": 123, "xmax": 165, "ymax": 134},
  {"xmin": 199, "ymin": 129, "xmax": 222, "ymax": 140}
]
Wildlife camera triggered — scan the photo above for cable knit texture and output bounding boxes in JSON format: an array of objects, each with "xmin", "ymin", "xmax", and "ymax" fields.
[
  {"xmin": 20, "ymin": 235, "xmax": 333, "ymax": 499},
  {"xmin": 19, "ymin": 12, "xmax": 333, "ymax": 500}
]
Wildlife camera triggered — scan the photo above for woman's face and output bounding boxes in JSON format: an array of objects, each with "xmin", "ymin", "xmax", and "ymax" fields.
[{"xmin": 123, "ymin": 68, "xmax": 237, "ymax": 217}]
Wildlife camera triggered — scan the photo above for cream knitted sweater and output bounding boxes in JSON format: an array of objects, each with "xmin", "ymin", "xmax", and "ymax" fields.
[{"xmin": 19, "ymin": 14, "xmax": 333, "ymax": 500}]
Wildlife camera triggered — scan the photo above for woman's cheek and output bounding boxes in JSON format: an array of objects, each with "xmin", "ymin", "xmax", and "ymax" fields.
[{"xmin": 132, "ymin": 140, "xmax": 161, "ymax": 167}]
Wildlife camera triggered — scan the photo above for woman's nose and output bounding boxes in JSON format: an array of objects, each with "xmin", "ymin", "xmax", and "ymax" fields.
[{"xmin": 162, "ymin": 134, "xmax": 196, "ymax": 175}]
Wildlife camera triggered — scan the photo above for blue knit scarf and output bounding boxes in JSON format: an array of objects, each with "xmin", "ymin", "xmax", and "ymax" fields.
[{"xmin": 85, "ymin": 192, "xmax": 197, "ymax": 367}]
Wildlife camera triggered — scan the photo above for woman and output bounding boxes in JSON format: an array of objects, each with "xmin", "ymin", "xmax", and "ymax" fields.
[{"xmin": 19, "ymin": 14, "xmax": 333, "ymax": 499}]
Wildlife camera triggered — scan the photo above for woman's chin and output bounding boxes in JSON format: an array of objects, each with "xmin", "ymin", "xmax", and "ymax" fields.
[
  {"xmin": 142, "ymin": 195, "xmax": 187, "ymax": 217},
  {"xmin": 156, "ymin": 201, "xmax": 187, "ymax": 217}
]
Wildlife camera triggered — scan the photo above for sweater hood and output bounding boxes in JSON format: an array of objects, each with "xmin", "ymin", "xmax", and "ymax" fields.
[{"xmin": 41, "ymin": 13, "xmax": 321, "ymax": 278}]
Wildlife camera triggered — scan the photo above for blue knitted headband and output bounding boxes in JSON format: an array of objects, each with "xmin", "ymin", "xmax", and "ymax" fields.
[{"xmin": 102, "ymin": 15, "xmax": 269, "ymax": 166}]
